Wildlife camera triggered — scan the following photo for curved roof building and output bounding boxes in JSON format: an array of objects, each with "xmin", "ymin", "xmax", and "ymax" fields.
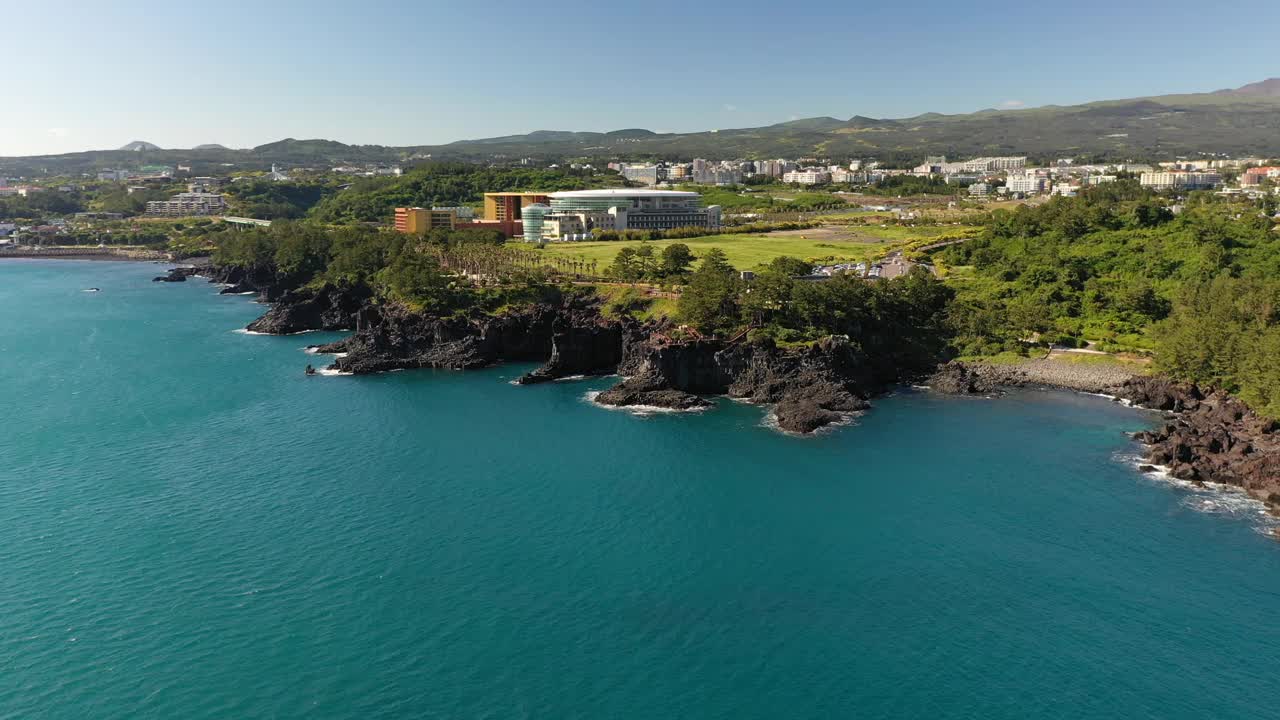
[{"xmin": 531, "ymin": 188, "xmax": 721, "ymax": 241}]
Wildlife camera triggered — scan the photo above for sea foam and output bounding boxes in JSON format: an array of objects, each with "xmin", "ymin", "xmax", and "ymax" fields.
[{"xmin": 1120, "ymin": 452, "xmax": 1279, "ymax": 534}]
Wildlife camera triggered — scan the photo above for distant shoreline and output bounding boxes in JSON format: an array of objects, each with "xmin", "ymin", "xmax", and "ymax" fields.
[
  {"xmin": 0, "ymin": 245, "xmax": 171, "ymax": 260},
  {"xmin": 0, "ymin": 248, "xmax": 178, "ymax": 263}
]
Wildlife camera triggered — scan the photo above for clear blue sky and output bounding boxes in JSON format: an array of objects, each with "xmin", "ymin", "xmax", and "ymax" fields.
[{"xmin": 4, "ymin": 0, "xmax": 1277, "ymax": 155}]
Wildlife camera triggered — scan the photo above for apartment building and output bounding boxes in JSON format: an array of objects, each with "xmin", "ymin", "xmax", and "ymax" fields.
[
  {"xmin": 1005, "ymin": 172, "xmax": 1046, "ymax": 194},
  {"xmin": 782, "ymin": 169, "xmax": 832, "ymax": 185},
  {"xmin": 145, "ymin": 192, "xmax": 227, "ymax": 216},
  {"xmin": 1139, "ymin": 171, "xmax": 1222, "ymax": 191}
]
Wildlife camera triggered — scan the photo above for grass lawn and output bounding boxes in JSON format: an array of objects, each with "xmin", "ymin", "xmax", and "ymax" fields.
[{"xmin": 526, "ymin": 225, "xmax": 972, "ymax": 270}]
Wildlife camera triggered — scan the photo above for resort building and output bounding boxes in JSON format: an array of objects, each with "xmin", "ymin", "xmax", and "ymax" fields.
[{"xmin": 526, "ymin": 189, "xmax": 721, "ymax": 242}]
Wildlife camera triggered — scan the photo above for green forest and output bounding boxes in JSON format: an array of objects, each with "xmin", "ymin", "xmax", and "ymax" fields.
[{"xmin": 937, "ymin": 182, "xmax": 1280, "ymax": 416}]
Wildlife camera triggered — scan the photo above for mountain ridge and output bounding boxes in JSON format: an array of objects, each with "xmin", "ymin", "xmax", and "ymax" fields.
[{"xmin": 5, "ymin": 79, "xmax": 1278, "ymax": 175}]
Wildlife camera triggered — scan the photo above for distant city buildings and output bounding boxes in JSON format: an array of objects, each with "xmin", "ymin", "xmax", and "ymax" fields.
[
  {"xmin": 331, "ymin": 165, "xmax": 402, "ymax": 177},
  {"xmin": 1241, "ymin": 167, "xmax": 1280, "ymax": 186},
  {"xmin": 187, "ymin": 177, "xmax": 223, "ymax": 193},
  {"xmin": 618, "ymin": 164, "xmax": 664, "ymax": 186},
  {"xmin": 0, "ymin": 186, "xmax": 44, "ymax": 197},
  {"xmin": 913, "ymin": 156, "xmax": 1026, "ymax": 175}
]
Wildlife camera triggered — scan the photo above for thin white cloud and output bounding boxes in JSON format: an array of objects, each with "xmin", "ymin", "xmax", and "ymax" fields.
[
  {"xmin": 999, "ymin": 100, "xmax": 1025, "ymax": 109},
  {"xmin": 722, "ymin": 104, "xmax": 738, "ymax": 112},
  {"xmin": 47, "ymin": 127, "xmax": 70, "ymax": 137}
]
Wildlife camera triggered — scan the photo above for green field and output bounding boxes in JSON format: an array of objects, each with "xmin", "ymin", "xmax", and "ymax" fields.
[{"xmin": 526, "ymin": 226, "xmax": 976, "ymax": 270}]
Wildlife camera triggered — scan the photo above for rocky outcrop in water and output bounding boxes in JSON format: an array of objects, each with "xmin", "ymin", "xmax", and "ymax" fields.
[
  {"xmin": 153, "ymin": 267, "xmax": 199, "ymax": 282},
  {"xmin": 1118, "ymin": 377, "xmax": 1280, "ymax": 508}
]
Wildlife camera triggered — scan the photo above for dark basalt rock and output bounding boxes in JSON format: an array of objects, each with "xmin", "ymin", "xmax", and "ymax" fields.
[
  {"xmin": 927, "ymin": 361, "xmax": 1002, "ymax": 394},
  {"xmin": 331, "ymin": 302, "xmax": 560, "ymax": 374},
  {"xmin": 1117, "ymin": 376, "xmax": 1280, "ymax": 514},
  {"xmin": 517, "ymin": 312, "xmax": 629, "ymax": 384},
  {"xmin": 153, "ymin": 267, "xmax": 196, "ymax": 282},
  {"xmin": 245, "ymin": 284, "xmax": 371, "ymax": 335},
  {"xmin": 594, "ymin": 385, "xmax": 712, "ymax": 411},
  {"xmin": 590, "ymin": 335, "xmax": 876, "ymax": 433}
]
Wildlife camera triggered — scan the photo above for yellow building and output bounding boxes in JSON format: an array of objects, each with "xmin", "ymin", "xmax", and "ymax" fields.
[
  {"xmin": 482, "ymin": 192, "xmax": 551, "ymax": 222},
  {"xmin": 394, "ymin": 207, "xmax": 458, "ymax": 234}
]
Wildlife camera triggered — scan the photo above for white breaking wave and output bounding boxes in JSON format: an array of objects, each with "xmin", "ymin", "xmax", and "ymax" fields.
[
  {"xmin": 1084, "ymin": 391, "xmax": 1136, "ymax": 407},
  {"xmin": 315, "ymin": 367, "xmax": 352, "ymax": 377},
  {"xmin": 233, "ymin": 328, "xmax": 320, "ymax": 337},
  {"xmin": 1119, "ymin": 452, "xmax": 1279, "ymax": 533}
]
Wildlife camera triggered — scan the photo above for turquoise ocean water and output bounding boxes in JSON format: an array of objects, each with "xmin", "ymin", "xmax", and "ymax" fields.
[{"xmin": 3, "ymin": 260, "xmax": 1280, "ymax": 719}]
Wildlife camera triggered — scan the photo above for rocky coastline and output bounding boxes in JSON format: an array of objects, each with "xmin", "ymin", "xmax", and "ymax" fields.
[
  {"xmin": 166, "ymin": 264, "xmax": 1280, "ymax": 491},
  {"xmin": 931, "ymin": 360, "xmax": 1280, "ymax": 516},
  {"xmin": 166, "ymin": 263, "xmax": 919, "ymax": 434},
  {"xmin": 311, "ymin": 297, "xmax": 889, "ymax": 434}
]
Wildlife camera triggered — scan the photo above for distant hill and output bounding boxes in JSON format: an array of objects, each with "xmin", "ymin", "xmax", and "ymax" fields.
[
  {"xmin": 192, "ymin": 143, "xmax": 230, "ymax": 151},
  {"xmin": 416, "ymin": 79, "xmax": 1280, "ymax": 163},
  {"xmin": 119, "ymin": 140, "xmax": 162, "ymax": 152},
  {"xmin": 1216, "ymin": 78, "xmax": 1280, "ymax": 97},
  {"xmin": 4, "ymin": 79, "xmax": 1279, "ymax": 176}
]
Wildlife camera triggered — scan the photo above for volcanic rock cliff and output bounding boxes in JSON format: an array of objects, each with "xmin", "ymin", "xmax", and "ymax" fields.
[
  {"xmin": 1120, "ymin": 377, "xmax": 1280, "ymax": 507},
  {"xmin": 294, "ymin": 289, "xmax": 907, "ymax": 433}
]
